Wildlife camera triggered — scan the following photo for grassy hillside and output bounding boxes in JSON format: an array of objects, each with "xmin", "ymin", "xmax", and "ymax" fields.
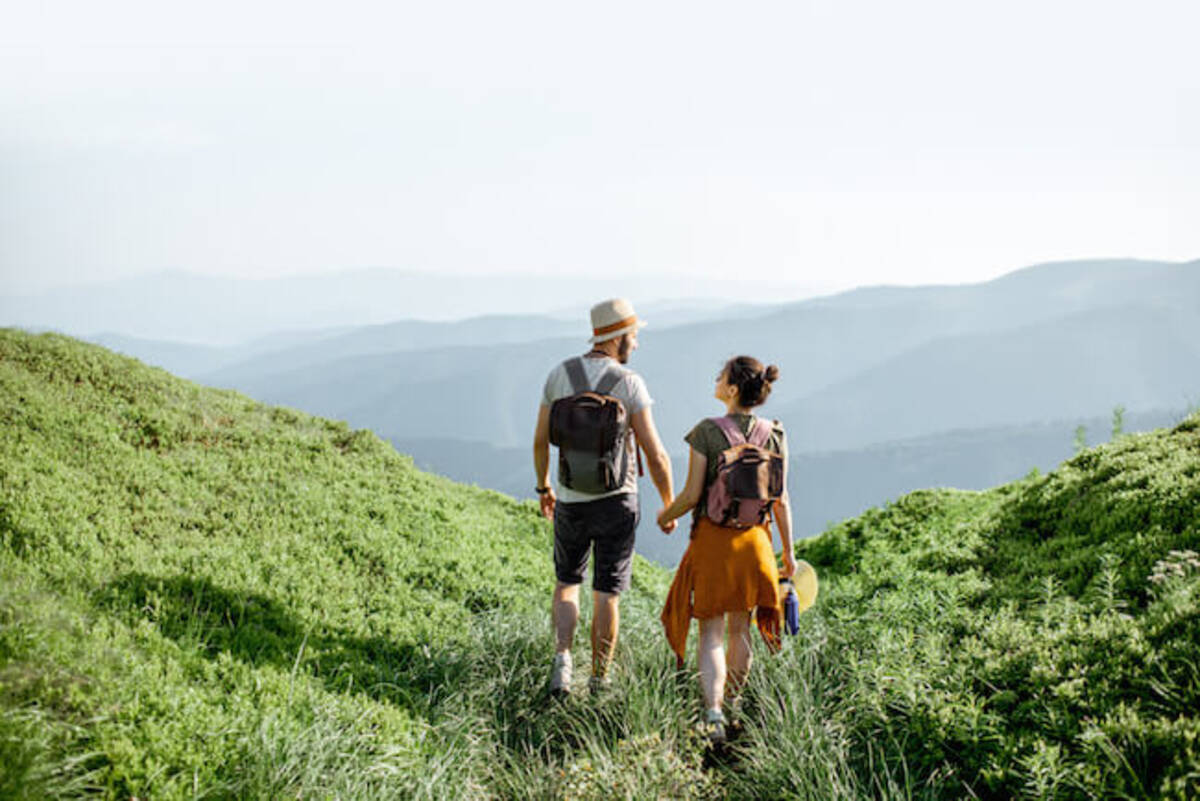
[
  {"xmin": 3, "ymin": 328, "xmax": 1199, "ymax": 799},
  {"xmin": 0, "ymin": 330, "xmax": 671, "ymax": 798},
  {"xmin": 790, "ymin": 419, "xmax": 1200, "ymax": 798}
]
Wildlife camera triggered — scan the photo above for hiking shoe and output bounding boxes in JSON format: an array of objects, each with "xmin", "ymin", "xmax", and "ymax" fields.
[
  {"xmin": 549, "ymin": 652, "xmax": 572, "ymax": 697},
  {"xmin": 703, "ymin": 708, "xmax": 727, "ymax": 747},
  {"xmin": 726, "ymin": 694, "xmax": 745, "ymax": 723},
  {"xmin": 588, "ymin": 674, "xmax": 612, "ymax": 695}
]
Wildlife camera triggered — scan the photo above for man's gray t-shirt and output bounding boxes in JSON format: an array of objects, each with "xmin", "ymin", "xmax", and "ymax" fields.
[{"xmin": 541, "ymin": 354, "xmax": 653, "ymax": 503}]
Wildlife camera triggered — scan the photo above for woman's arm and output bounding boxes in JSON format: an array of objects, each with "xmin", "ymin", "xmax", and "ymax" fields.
[
  {"xmin": 774, "ymin": 426, "xmax": 795, "ymax": 576},
  {"xmin": 774, "ymin": 490, "xmax": 796, "ymax": 577},
  {"xmin": 656, "ymin": 448, "xmax": 707, "ymax": 532}
]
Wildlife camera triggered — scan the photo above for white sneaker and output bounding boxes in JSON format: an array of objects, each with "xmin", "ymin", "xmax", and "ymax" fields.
[
  {"xmin": 549, "ymin": 652, "xmax": 572, "ymax": 697},
  {"xmin": 703, "ymin": 708, "xmax": 726, "ymax": 747}
]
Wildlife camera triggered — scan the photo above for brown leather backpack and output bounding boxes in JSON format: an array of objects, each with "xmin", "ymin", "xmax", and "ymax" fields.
[
  {"xmin": 705, "ymin": 416, "xmax": 785, "ymax": 527},
  {"xmin": 548, "ymin": 358, "xmax": 634, "ymax": 494}
]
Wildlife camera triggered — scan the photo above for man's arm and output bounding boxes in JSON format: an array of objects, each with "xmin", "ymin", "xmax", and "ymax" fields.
[
  {"xmin": 533, "ymin": 404, "xmax": 555, "ymax": 520},
  {"xmin": 629, "ymin": 406, "xmax": 675, "ymax": 529}
]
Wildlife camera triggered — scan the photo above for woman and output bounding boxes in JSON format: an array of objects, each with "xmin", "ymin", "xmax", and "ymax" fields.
[{"xmin": 658, "ymin": 355, "xmax": 796, "ymax": 746}]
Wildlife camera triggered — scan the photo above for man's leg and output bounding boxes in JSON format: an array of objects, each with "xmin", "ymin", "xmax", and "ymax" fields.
[
  {"xmin": 551, "ymin": 502, "xmax": 588, "ymax": 695},
  {"xmin": 553, "ymin": 581, "xmax": 581, "ymax": 653},
  {"xmin": 590, "ymin": 493, "xmax": 637, "ymax": 682},
  {"xmin": 591, "ymin": 590, "xmax": 619, "ymax": 677}
]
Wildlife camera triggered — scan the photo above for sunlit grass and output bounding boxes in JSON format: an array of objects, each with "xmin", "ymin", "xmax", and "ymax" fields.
[{"xmin": 3, "ymin": 329, "xmax": 1199, "ymax": 798}]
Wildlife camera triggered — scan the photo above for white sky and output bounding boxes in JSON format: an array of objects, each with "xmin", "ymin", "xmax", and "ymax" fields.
[{"xmin": 2, "ymin": 0, "xmax": 1197, "ymax": 296}]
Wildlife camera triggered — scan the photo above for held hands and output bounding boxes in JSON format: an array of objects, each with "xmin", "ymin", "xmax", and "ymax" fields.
[{"xmin": 656, "ymin": 508, "xmax": 677, "ymax": 535}]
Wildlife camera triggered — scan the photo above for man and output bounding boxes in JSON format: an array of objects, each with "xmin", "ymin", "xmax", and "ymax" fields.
[{"xmin": 533, "ymin": 298, "xmax": 676, "ymax": 695}]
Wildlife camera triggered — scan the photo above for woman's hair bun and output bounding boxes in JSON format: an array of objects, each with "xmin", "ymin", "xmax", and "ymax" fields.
[{"xmin": 722, "ymin": 355, "xmax": 779, "ymax": 408}]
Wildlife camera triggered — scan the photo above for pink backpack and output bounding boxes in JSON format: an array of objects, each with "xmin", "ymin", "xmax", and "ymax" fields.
[{"xmin": 705, "ymin": 416, "xmax": 785, "ymax": 528}]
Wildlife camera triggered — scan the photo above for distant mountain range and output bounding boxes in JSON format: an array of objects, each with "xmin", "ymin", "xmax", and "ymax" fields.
[
  {"xmin": 178, "ymin": 258, "xmax": 1200, "ymax": 451},
  {"xmin": 778, "ymin": 304, "xmax": 1200, "ymax": 450},
  {"xmin": 10, "ymin": 256, "xmax": 1197, "ymax": 565},
  {"xmin": 0, "ymin": 269, "xmax": 806, "ymax": 346},
  {"xmin": 93, "ymin": 316, "xmax": 580, "ymax": 381}
]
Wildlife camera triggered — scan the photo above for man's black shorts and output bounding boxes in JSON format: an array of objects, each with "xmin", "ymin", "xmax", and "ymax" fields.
[{"xmin": 554, "ymin": 493, "xmax": 639, "ymax": 594}]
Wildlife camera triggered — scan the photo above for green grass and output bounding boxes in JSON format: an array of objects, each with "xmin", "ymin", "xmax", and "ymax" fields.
[
  {"xmin": 794, "ymin": 425, "xmax": 1200, "ymax": 798},
  {"xmin": 0, "ymin": 329, "xmax": 591, "ymax": 797},
  {"xmin": 2, "ymin": 328, "xmax": 1199, "ymax": 799}
]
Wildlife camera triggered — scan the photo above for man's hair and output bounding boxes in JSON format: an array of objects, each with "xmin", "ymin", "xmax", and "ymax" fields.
[{"xmin": 722, "ymin": 355, "xmax": 780, "ymax": 407}]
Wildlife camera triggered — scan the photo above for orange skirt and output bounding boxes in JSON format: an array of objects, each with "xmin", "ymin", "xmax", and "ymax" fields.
[{"xmin": 660, "ymin": 516, "xmax": 782, "ymax": 667}]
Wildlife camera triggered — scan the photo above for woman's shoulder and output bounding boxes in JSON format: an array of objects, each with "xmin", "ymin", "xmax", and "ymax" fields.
[
  {"xmin": 685, "ymin": 417, "xmax": 726, "ymax": 451},
  {"xmin": 686, "ymin": 416, "xmax": 722, "ymax": 440},
  {"xmin": 688, "ymin": 415, "xmax": 784, "ymax": 433},
  {"xmin": 749, "ymin": 413, "xmax": 784, "ymax": 435}
]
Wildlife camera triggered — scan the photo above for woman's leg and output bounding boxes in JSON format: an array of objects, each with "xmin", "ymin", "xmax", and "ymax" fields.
[
  {"xmin": 697, "ymin": 615, "xmax": 727, "ymax": 711},
  {"xmin": 725, "ymin": 610, "xmax": 753, "ymax": 700}
]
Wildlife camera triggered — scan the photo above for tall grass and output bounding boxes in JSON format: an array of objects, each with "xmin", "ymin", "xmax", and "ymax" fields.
[{"xmin": 0, "ymin": 706, "xmax": 105, "ymax": 799}]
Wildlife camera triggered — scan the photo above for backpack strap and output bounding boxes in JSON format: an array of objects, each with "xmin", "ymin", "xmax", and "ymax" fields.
[
  {"xmin": 748, "ymin": 417, "xmax": 774, "ymax": 448},
  {"xmin": 597, "ymin": 364, "xmax": 636, "ymax": 479},
  {"xmin": 711, "ymin": 416, "xmax": 747, "ymax": 447},
  {"xmin": 594, "ymin": 365, "xmax": 626, "ymax": 396},
  {"xmin": 564, "ymin": 357, "xmax": 589, "ymax": 394}
]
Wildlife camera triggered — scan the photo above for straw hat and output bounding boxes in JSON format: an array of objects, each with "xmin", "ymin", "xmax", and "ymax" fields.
[
  {"xmin": 588, "ymin": 298, "xmax": 648, "ymax": 344},
  {"xmin": 792, "ymin": 559, "xmax": 819, "ymax": 612}
]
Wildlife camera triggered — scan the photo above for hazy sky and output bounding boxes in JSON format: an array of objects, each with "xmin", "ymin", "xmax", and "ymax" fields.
[{"xmin": 3, "ymin": 0, "xmax": 1197, "ymax": 296}]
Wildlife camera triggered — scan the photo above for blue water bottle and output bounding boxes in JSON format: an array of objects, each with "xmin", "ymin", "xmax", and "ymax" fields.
[{"xmin": 780, "ymin": 578, "xmax": 800, "ymax": 635}]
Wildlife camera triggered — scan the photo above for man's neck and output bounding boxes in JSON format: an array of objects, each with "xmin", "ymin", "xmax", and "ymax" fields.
[{"xmin": 585, "ymin": 348, "xmax": 614, "ymax": 359}]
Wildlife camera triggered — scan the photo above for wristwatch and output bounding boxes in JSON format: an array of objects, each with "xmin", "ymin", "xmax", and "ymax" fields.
[{"xmin": 535, "ymin": 486, "xmax": 551, "ymax": 495}]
